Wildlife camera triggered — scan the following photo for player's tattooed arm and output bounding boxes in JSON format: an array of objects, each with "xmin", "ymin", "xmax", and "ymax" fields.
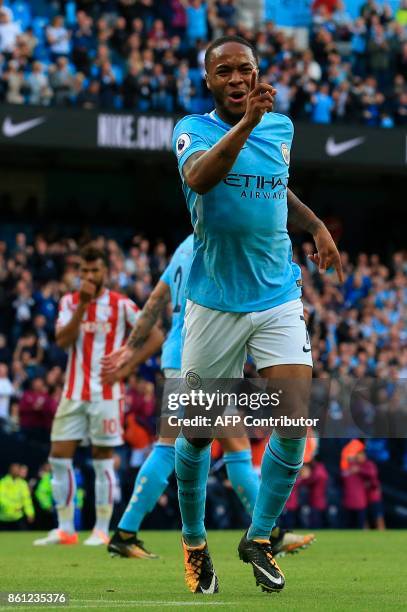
[
  {"xmin": 287, "ymin": 188, "xmax": 323, "ymax": 235},
  {"xmin": 127, "ymin": 280, "xmax": 170, "ymax": 351},
  {"xmin": 287, "ymin": 188, "xmax": 344, "ymax": 282},
  {"xmin": 101, "ymin": 281, "xmax": 168, "ymax": 382}
]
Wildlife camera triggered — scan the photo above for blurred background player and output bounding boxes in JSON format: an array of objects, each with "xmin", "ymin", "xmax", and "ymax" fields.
[
  {"xmin": 103, "ymin": 228, "xmax": 336, "ymax": 559},
  {"xmin": 33, "ymin": 244, "xmax": 162, "ymax": 547}
]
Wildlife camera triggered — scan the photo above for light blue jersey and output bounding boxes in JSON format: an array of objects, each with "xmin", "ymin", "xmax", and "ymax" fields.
[
  {"xmin": 160, "ymin": 234, "xmax": 194, "ymax": 370},
  {"xmin": 172, "ymin": 111, "xmax": 301, "ymax": 313}
]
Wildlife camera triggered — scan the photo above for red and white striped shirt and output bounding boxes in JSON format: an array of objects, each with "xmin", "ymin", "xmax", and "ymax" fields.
[{"xmin": 57, "ymin": 289, "xmax": 139, "ymax": 401}]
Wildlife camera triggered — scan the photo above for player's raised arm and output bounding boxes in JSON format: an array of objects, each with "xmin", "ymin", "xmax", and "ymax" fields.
[
  {"xmin": 101, "ymin": 280, "xmax": 170, "ymax": 380},
  {"xmin": 55, "ymin": 280, "xmax": 96, "ymax": 349},
  {"xmin": 183, "ymin": 70, "xmax": 276, "ymax": 195},
  {"xmin": 287, "ymin": 188, "xmax": 344, "ymax": 283}
]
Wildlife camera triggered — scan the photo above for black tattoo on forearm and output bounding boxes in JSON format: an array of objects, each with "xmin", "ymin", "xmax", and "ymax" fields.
[
  {"xmin": 127, "ymin": 294, "xmax": 167, "ymax": 350},
  {"xmin": 287, "ymin": 189, "xmax": 323, "ymax": 235}
]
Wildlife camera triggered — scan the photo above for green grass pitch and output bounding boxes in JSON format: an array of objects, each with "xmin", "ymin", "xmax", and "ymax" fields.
[{"xmin": 1, "ymin": 531, "xmax": 406, "ymax": 611}]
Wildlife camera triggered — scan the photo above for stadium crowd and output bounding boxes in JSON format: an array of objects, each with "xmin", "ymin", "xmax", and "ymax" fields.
[
  {"xmin": 0, "ymin": 0, "xmax": 406, "ymax": 125},
  {"xmin": 0, "ymin": 229, "xmax": 405, "ymax": 530}
]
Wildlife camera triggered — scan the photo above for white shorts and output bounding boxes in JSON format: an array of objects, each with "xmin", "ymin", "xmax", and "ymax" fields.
[
  {"xmin": 181, "ymin": 298, "xmax": 313, "ymax": 379},
  {"xmin": 51, "ymin": 397, "xmax": 124, "ymax": 447}
]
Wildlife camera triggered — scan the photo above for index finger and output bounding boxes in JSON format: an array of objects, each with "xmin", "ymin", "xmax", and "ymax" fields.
[
  {"xmin": 250, "ymin": 69, "xmax": 257, "ymax": 91},
  {"xmin": 334, "ymin": 255, "xmax": 344, "ymax": 283}
]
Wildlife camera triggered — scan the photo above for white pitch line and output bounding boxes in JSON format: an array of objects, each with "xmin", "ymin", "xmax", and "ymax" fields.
[
  {"xmin": 0, "ymin": 602, "xmax": 234, "ymax": 611},
  {"xmin": 71, "ymin": 601, "xmax": 234, "ymax": 607},
  {"xmin": 72, "ymin": 600, "xmax": 233, "ymax": 604}
]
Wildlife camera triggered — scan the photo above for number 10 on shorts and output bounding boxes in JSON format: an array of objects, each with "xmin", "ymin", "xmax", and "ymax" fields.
[{"xmin": 103, "ymin": 418, "xmax": 118, "ymax": 434}]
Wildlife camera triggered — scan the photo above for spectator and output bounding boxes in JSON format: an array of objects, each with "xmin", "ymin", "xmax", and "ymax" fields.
[
  {"xmin": 13, "ymin": 331, "xmax": 44, "ymax": 372},
  {"xmin": 280, "ymin": 480, "xmax": 301, "ymax": 529},
  {"xmin": 0, "ymin": 363, "xmax": 14, "ymax": 426},
  {"xmin": 311, "ymin": 83, "xmax": 335, "ymax": 123},
  {"xmin": 72, "ymin": 10, "xmax": 94, "ymax": 74},
  {"xmin": 0, "ymin": 1, "xmax": 12, "ymax": 21},
  {"xmin": 48, "ymin": 56, "xmax": 73, "ymax": 106},
  {"xmin": 11, "ymin": 280, "xmax": 35, "ymax": 342},
  {"xmin": 46, "ymin": 15, "xmax": 71, "ymax": 61},
  {"xmin": 332, "ymin": 80, "xmax": 353, "ymax": 121},
  {"xmin": 151, "ymin": 62, "xmax": 171, "ymax": 111},
  {"xmin": 122, "ymin": 66, "xmax": 139, "ymax": 109},
  {"xmin": 3, "ymin": 59, "xmax": 24, "ymax": 104},
  {"xmin": 0, "ymin": 463, "xmax": 34, "ymax": 530},
  {"xmin": 0, "ymin": 9, "xmax": 20, "ymax": 56},
  {"xmin": 368, "ymin": 24, "xmax": 391, "ymax": 90},
  {"xmin": 395, "ymin": 90, "xmax": 407, "ymax": 125},
  {"xmin": 363, "ymin": 454, "xmax": 386, "ymax": 530},
  {"xmin": 98, "ymin": 60, "xmax": 117, "ymax": 108},
  {"xmin": 77, "ymin": 78, "xmax": 100, "ymax": 109},
  {"xmin": 299, "ymin": 459, "xmax": 329, "ymax": 528},
  {"xmin": 176, "ymin": 60, "xmax": 194, "ymax": 111},
  {"xmin": 0, "ymin": 334, "xmax": 11, "ymax": 365},
  {"xmin": 274, "ymin": 73, "xmax": 293, "ymax": 115},
  {"xmin": 181, "ymin": 0, "xmax": 208, "ymax": 46},
  {"xmin": 26, "ymin": 61, "xmax": 53, "ymax": 105},
  {"xmin": 342, "ymin": 452, "xmax": 369, "ymax": 528},
  {"xmin": 18, "ymin": 377, "xmax": 57, "ymax": 444},
  {"xmin": 351, "ymin": 17, "xmax": 368, "ymax": 77}
]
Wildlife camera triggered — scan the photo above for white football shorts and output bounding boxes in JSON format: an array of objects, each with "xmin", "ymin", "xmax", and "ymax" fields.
[
  {"xmin": 51, "ymin": 397, "xmax": 124, "ymax": 447},
  {"xmin": 181, "ymin": 298, "xmax": 313, "ymax": 379}
]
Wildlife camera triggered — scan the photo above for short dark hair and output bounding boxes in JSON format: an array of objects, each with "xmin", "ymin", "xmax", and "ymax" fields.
[
  {"xmin": 80, "ymin": 243, "xmax": 108, "ymax": 267},
  {"xmin": 204, "ymin": 35, "xmax": 258, "ymax": 71}
]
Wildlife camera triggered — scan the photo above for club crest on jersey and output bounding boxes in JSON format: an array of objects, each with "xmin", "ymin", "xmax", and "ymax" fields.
[
  {"xmin": 176, "ymin": 133, "xmax": 191, "ymax": 157},
  {"xmin": 281, "ymin": 143, "xmax": 290, "ymax": 165},
  {"xmin": 185, "ymin": 370, "xmax": 202, "ymax": 390}
]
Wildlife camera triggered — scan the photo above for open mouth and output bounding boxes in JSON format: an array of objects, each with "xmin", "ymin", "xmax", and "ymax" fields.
[{"xmin": 227, "ymin": 91, "xmax": 247, "ymax": 104}]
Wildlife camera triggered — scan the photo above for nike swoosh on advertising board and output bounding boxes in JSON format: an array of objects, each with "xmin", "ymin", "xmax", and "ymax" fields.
[
  {"xmin": 2, "ymin": 116, "xmax": 46, "ymax": 137},
  {"xmin": 325, "ymin": 136, "xmax": 365, "ymax": 157}
]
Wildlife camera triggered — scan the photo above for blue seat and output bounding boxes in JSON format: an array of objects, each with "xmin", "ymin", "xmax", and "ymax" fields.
[
  {"xmin": 32, "ymin": 16, "xmax": 49, "ymax": 41},
  {"xmin": 11, "ymin": 0, "xmax": 32, "ymax": 31}
]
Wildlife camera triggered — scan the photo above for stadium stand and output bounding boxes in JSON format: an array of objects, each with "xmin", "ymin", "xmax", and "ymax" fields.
[{"xmin": 0, "ymin": 0, "xmax": 405, "ymax": 124}]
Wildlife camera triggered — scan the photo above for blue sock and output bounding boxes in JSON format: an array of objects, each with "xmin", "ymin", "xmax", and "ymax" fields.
[
  {"xmin": 223, "ymin": 449, "xmax": 259, "ymax": 516},
  {"xmin": 175, "ymin": 436, "xmax": 211, "ymax": 546},
  {"xmin": 247, "ymin": 431, "xmax": 306, "ymax": 540},
  {"xmin": 119, "ymin": 444, "xmax": 175, "ymax": 533}
]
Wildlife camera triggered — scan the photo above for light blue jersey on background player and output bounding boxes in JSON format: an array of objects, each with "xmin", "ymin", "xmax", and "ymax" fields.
[
  {"xmin": 114, "ymin": 233, "xmax": 265, "ymax": 550},
  {"xmin": 160, "ymin": 233, "xmax": 194, "ymax": 371},
  {"xmin": 173, "ymin": 111, "xmax": 302, "ymax": 312}
]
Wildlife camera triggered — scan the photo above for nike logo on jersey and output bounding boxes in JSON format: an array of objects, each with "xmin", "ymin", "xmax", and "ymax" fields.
[
  {"xmin": 325, "ymin": 136, "xmax": 365, "ymax": 157},
  {"xmin": 2, "ymin": 116, "xmax": 46, "ymax": 137},
  {"xmin": 303, "ymin": 346, "xmax": 312, "ymax": 353},
  {"xmin": 252, "ymin": 562, "xmax": 283, "ymax": 585},
  {"xmin": 200, "ymin": 573, "xmax": 217, "ymax": 594}
]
